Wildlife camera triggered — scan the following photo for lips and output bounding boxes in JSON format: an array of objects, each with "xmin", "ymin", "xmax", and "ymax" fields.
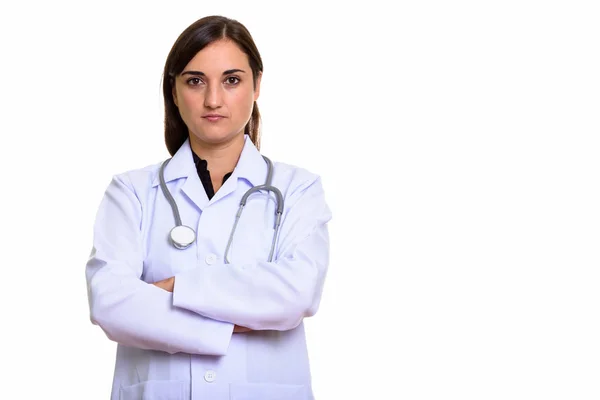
[{"xmin": 203, "ymin": 114, "xmax": 225, "ymax": 122}]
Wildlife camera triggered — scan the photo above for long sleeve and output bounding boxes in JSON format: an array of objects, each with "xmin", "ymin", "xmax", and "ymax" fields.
[
  {"xmin": 86, "ymin": 174, "xmax": 234, "ymax": 355},
  {"xmin": 172, "ymin": 175, "xmax": 332, "ymax": 331}
]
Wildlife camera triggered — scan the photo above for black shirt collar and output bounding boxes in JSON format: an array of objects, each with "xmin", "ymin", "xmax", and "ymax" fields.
[{"xmin": 191, "ymin": 151, "xmax": 233, "ymax": 200}]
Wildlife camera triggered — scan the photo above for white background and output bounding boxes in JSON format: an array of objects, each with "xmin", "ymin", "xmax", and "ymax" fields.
[{"xmin": 1, "ymin": 1, "xmax": 599, "ymax": 399}]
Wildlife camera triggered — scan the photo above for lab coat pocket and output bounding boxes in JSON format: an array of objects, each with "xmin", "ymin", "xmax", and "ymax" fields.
[
  {"xmin": 229, "ymin": 382, "xmax": 308, "ymax": 400},
  {"xmin": 119, "ymin": 380, "xmax": 185, "ymax": 400}
]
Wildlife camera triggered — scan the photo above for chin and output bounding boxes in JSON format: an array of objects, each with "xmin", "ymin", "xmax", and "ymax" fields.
[{"xmin": 192, "ymin": 130, "xmax": 244, "ymax": 144}]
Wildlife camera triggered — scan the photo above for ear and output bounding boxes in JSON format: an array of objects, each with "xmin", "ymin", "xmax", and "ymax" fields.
[
  {"xmin": 172, "ymin": 83, "xmax": 179, "ymax": 107},
  {"xmin": 253, "ymin": 72, "xmax": 262, "ymax": 102}
]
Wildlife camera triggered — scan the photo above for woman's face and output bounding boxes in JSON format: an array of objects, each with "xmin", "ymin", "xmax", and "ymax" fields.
[{"xmin": 172, "ymin": 39, "xmax": 261, "ymax": 146}]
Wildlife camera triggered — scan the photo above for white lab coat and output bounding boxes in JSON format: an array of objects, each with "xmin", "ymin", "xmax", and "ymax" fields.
[{"xmin": 85, "ymin": 134, "xmax": 332, "ymax": 400}]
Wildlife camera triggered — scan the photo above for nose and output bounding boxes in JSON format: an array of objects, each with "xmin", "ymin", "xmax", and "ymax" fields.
[{"xmin": 204, "ymin": 82, "xmax": 224, "ymax": 109}]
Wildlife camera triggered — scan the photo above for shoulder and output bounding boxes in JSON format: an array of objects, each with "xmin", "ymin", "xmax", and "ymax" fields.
[
  {"xmin": 271, "ymin": 160, "xmax": 332, "ymax": 224},
  {"xmin": 271, "ymin": 160, "xmax": 330, "ymax": 217},
  {"xmin": 110, "ymin": 161, "xmax": 164, "ymax": 197},
  {"xmin": 273, "ymin": 160, "xmax": 324, "ymax": 194}
]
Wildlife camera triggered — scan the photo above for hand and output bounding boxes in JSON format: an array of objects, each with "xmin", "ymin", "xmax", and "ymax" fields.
[
  {"xmin": 233, "ymin": 325, "xmax": 253, "ymax": 333},
  {"xmin": 152, "ymin": 277, "xmax": 175, "ymax": 292}
]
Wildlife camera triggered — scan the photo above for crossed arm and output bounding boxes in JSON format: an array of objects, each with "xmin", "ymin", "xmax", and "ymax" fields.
[{"xmin": 86, "ymin": 173, "xmax": 331, "ymax": 355}]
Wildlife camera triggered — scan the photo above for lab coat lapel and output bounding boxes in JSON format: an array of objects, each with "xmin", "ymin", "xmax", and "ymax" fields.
[
  {"xmin": 181, "ymin": 171, "xmax": 210, "ymax": 211},
  {"xmin": 209, "ymin": 170, "xmax": 238, "ymax": 204},
  {"xmin": 156, "ymin": 139, "xmax": 210, "ymax": 212},
  {"xmin": 209, "ymin": 134, "xmax": 268, "ymax": 204}
]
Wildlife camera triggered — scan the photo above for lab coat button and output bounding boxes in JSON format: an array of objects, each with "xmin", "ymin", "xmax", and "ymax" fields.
[
  {"xmin": 204, "ymin": 370, "xmax": 216, "ymax": 383},
  {"xmin": 205, "ymin": 254, "xmax": 217, "ymax": 265}
]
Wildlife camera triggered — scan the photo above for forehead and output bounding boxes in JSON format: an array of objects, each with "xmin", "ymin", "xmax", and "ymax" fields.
[{"xmin": 184, "ymin": 39, "xmax": 250, "ymax": 74}]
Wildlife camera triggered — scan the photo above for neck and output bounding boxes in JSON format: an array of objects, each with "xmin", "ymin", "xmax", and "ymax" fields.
[{"xmin": 189, "ymin": 133, "xmax": 245, "ymax": 175}]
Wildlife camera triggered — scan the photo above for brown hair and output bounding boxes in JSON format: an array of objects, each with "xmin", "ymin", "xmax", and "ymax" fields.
[{"xmin": 162, "ymin": 15, "xmax": 263, "ymax": 156}]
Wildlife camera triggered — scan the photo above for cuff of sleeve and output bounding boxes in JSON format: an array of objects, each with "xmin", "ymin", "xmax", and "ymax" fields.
[
  {"xmin": 208, "ymin": 320, "xmax": 235, "ymax": 356},
  {"xmin": 172, "ymin": 269, "xmax": 234, "ymax": 356},
  {"xmin": 172, "ymin": 267, "xmax": 206, "ymax": 316}
]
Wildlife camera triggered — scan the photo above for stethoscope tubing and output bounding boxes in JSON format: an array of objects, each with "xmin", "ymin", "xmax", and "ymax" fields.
[{"xmin": 158, "ymin": 154, "xmax": 284, "ymax": 263}]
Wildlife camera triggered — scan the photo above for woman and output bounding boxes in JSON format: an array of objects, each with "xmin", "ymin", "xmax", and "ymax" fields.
[{"xmin": 85, "ymin": 15, "xmax": 332, "ymax": 400}]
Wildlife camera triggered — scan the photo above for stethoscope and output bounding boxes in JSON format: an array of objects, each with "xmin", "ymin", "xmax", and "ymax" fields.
[{"xmin": 158, "ymin": 155, "xmax": 284, "ymax": 263}]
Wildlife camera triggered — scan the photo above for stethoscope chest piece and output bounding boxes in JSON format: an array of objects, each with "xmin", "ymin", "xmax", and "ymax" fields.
[{"xmin": 169, "ymin": 225, "xmax": 196, "ymax": 249}]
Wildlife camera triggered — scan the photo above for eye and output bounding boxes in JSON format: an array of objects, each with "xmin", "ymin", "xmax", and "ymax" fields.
[
  {"xmin": 186, "ymin": 77, "xmax": 203, "ymax": 86},
  {"xmin": 225, "ymin": 76, "xmax": 240, "ymax": 85}
]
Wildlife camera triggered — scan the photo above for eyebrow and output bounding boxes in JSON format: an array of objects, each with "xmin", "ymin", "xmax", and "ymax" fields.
[{"xmin": 181, "ymin": 69, "xmax": 246, "ymax": 76}]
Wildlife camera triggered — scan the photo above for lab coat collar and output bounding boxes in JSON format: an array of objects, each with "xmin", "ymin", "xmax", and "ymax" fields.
[
  {"xmin": 231, "ymin": 134, "xmax": 268, "ymax": 187},
  {"xmin": 152, "ymin": 134, "xmax": 268, "ymax": 209}
]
